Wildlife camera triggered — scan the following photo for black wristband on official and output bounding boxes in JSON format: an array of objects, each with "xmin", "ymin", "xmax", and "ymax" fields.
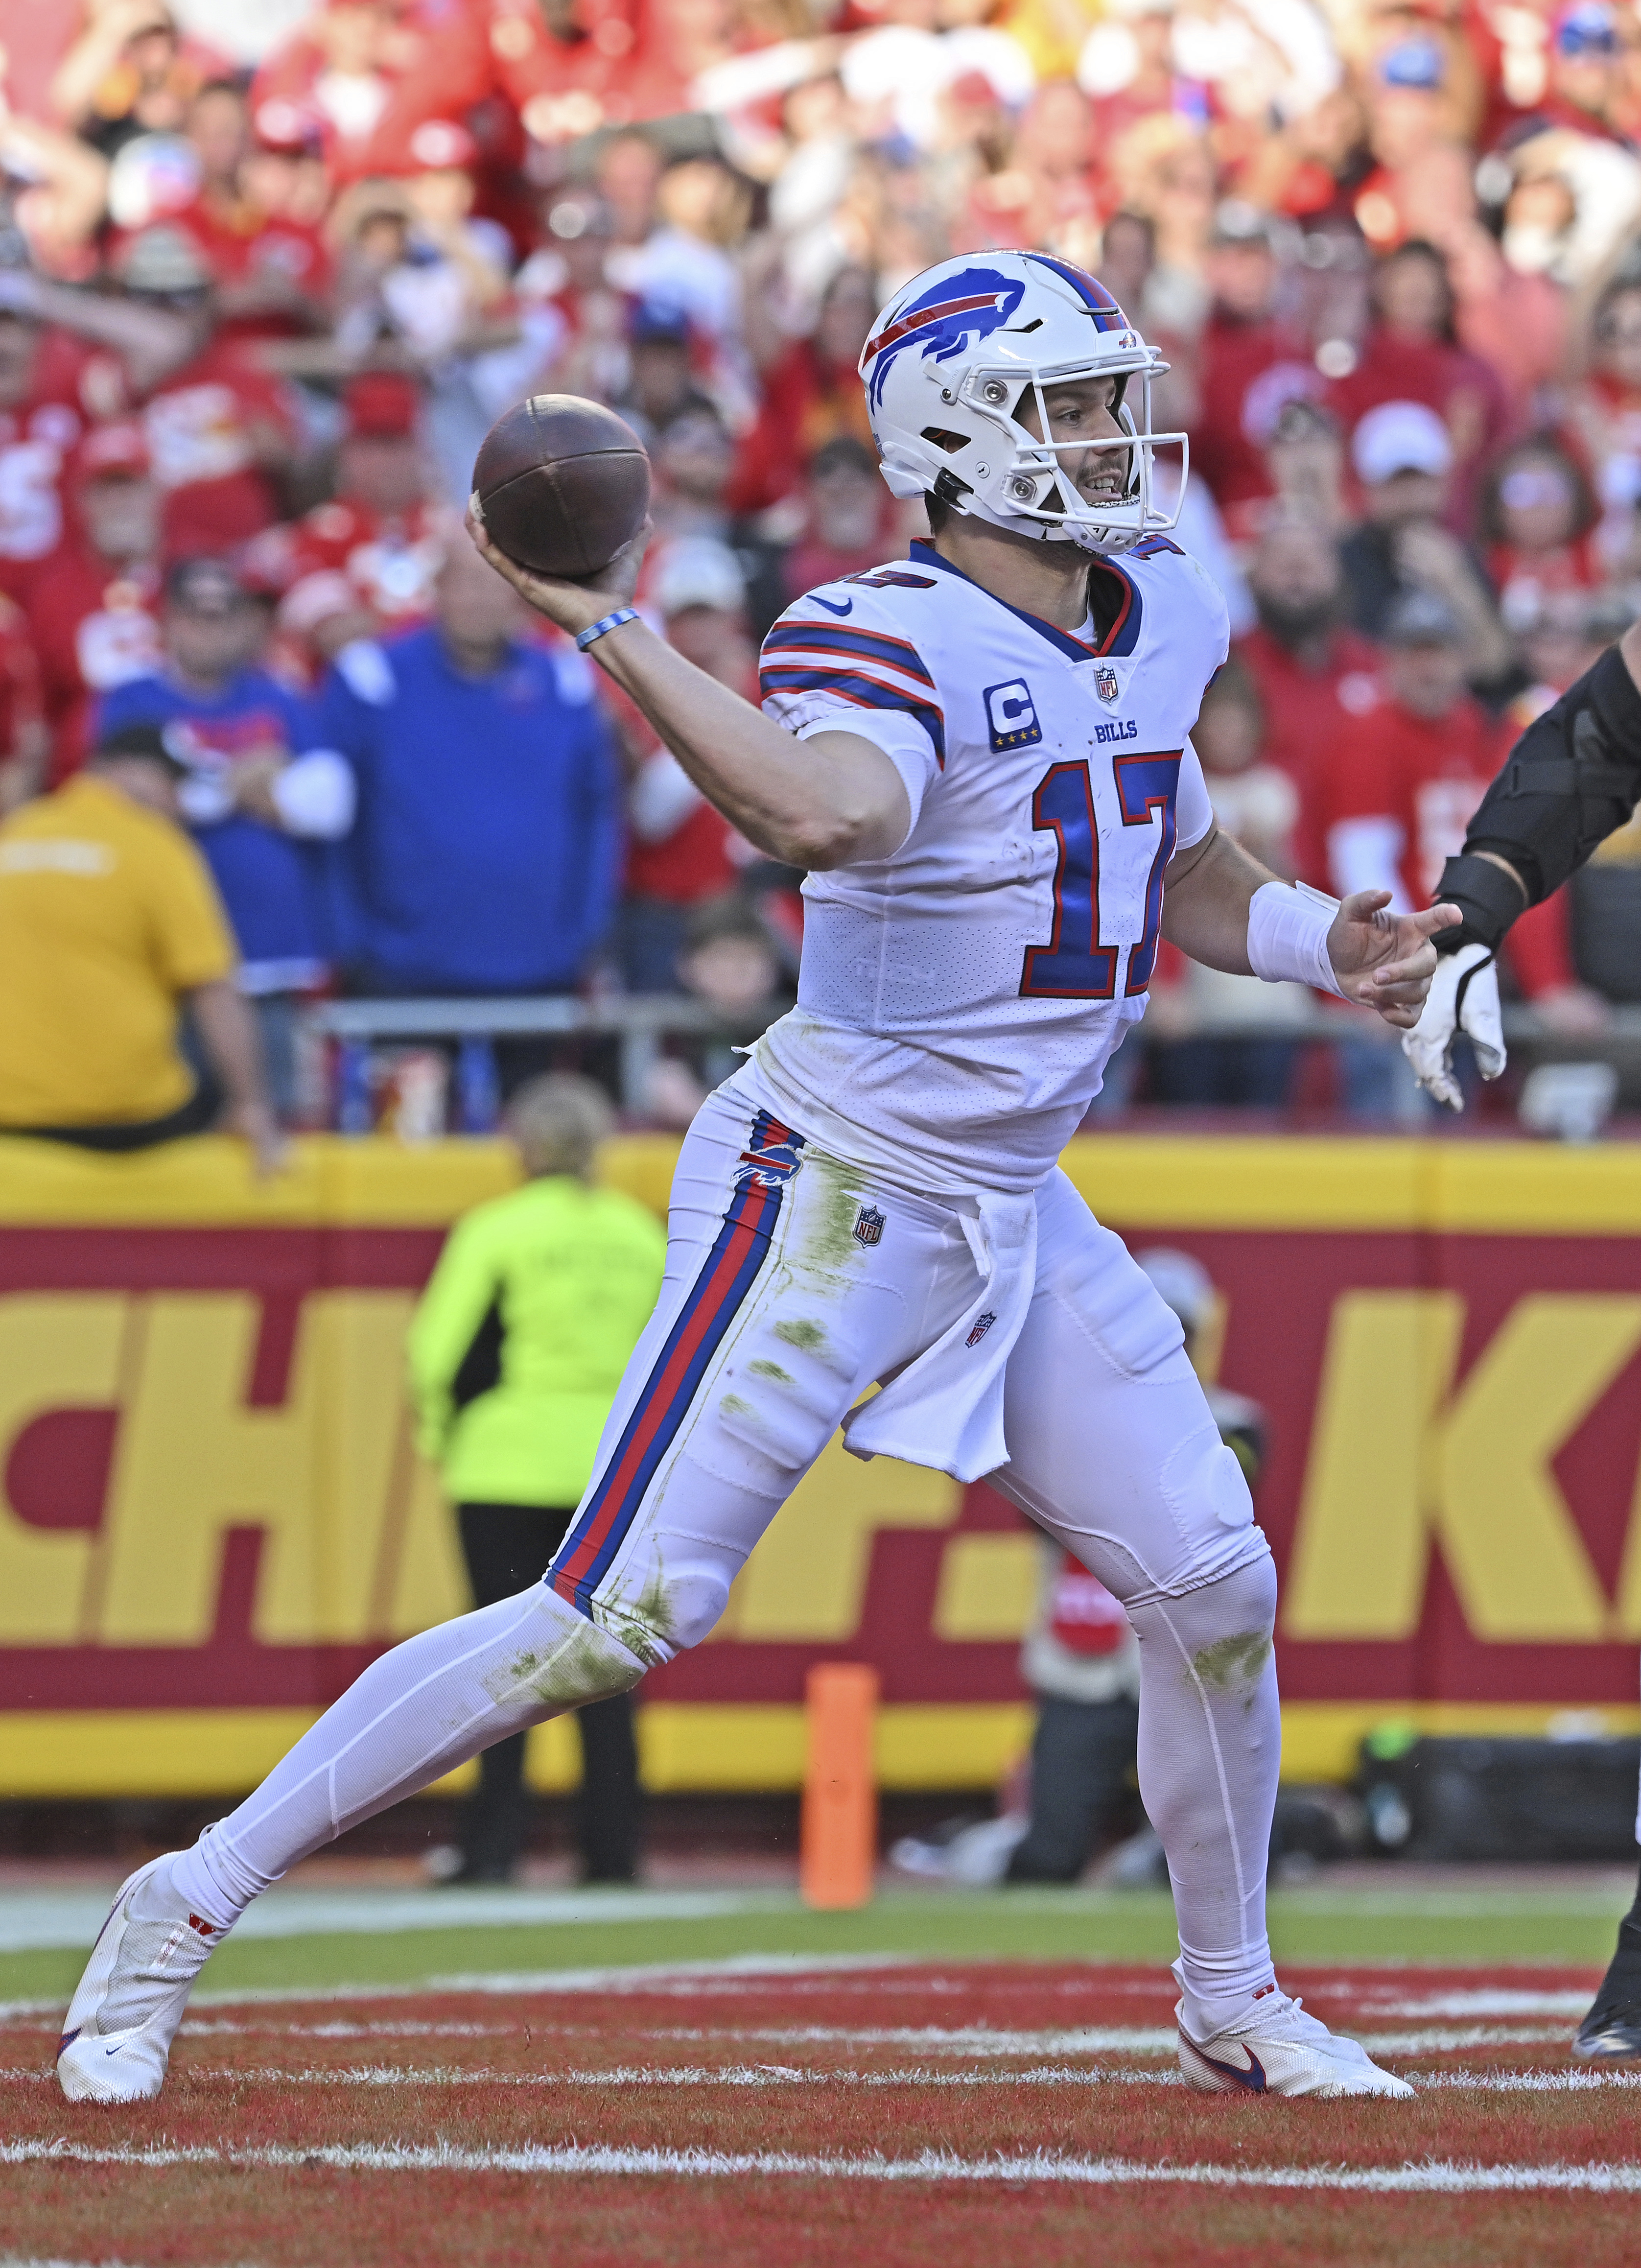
[{"xmin": 1430, "ymin": 852, "xmax": 1526, "ymax": 956}]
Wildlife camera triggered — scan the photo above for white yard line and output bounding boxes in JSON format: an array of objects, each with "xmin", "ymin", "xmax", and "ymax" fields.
[
  {"xmin": 7, "ymin": 2139, "xmax": 1641, "ymax": 2191},
  {"xmin": 5, "ymin": 2060, "xmax": 1635, "ymax": 2093},
  {"xmin": 1349, "ymin": 1991, "xmax": 1593, "ymax": 2020}
]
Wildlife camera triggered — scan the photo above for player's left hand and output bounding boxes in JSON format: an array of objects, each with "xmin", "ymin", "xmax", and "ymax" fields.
[{"xmin": 1326, "ymin": 891, "xmax": 1462, "ymax": 1030}]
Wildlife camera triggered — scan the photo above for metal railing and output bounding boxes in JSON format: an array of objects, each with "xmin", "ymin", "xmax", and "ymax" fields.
[
  {"xmin": 305, "ymin": 994, "xmax": 774, "ymax": 1125},
  {"xmin": 302, "ymin": 994, "xmax": 1641, "ymax": 1131}
]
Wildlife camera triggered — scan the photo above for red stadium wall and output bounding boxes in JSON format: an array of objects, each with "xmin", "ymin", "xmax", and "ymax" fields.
[{"xmin": 2, "ymin": 1132, "xmax": 1639, "ymax": 1797}]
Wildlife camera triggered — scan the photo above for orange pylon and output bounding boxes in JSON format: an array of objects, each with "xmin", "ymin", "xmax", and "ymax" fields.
[{"xmin": 800, "ymin": 1662, "xmax": 879, "ymax": 1909}]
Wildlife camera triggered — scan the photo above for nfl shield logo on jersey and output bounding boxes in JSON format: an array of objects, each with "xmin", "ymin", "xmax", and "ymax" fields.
[
  {"xmin": 1093, "ymin": 665, "xmax": 1121, "ymax": 706},
  {"xmin": 853, "ymin": 1204, "xmax": 886, "ymax": 1248},
  {"xmin": 965, "ymin": 1310, "xmax": 998, "ymax": 1347}
]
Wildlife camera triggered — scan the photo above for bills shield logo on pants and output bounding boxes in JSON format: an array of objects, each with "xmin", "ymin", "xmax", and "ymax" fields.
[
  {"xmin": 853, "ymin": 1205, "xmax": 886, "ymax": 1248},
  {"xmin": 735, "ymin": 1113, "xmax": 805, "ymax": 1192}
]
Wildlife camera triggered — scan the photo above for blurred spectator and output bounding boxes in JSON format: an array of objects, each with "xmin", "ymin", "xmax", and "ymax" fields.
[
  {"xmin": 1320, "ymin": 587, "xmax": 1604, "ymax": 1036},
  {"xmin": 0, "ymin": 718, "xmax": 280, "ymax": 1170},
  {"xmin": 408, "ymin": 1073, "xmax": 665, "ymax": 1885},
  {"xmin": 618, "ymin": 300, "xmax": 703, "ymax": 441},
  {"xmin": 1478, "ymin": 433, "xmax": 1600, "ymax": 633},
  {"xmin": 513, "ymin": 193, "xmax": 632, "ymax": 406},
  {"xmin": 643, "ymin": 892, "xmax": 788, "ymax": 1129},
  {"xmin": 0, "ymin": 594, "xmax": 46, "ymax": 813},
  {"xmin": 1190, "ymin": 203, "xmax": 1317, "ymax": 539},
  {"xmin": 249, "ymin": 0, "xmax": 490, "ymax": 189},
  {"xmin": 112, "ymin": 224, "xmax": 299, "ymax": 554},
  {"xmin": 1326, "ymin": 241, "xmax": 1507, "ymax": 520},
  {"xmin": 0, "ymin": 267, "xmax": 182, "ymax": 606},
  {"xmin": 730, "ymin": 263, "xmax": 877, "ymax": 519},
  {"xmin": 1236, "ymin": 512, "xmax": 1383, "ymax": 882},
  {"xmin": 172, "ymin": 79, "xmax": 332, "ymax": 337},
  {"xmin": 1259, "ymin": 396, "xmax": 1348, "ymax": 535},
  {"xmin": 1565, "ymin": 274, "xmax": 1641, "ymax": 570},
  {"xmin": 280, "ymin": 371, "xmax": 441, "ymax": 669},
  {"xmin": 26, "ymin": 419, "xmax": 163, "ymax": 786},
  {"xmin": 606, "ymin": 155, "xmax": 749, "ymax": 350},
  {"xmin": 1151, "ymin": 660, "xmax": 1306, "ymax": 1109},
  {"xmin": 617, "ymin": 537, "xmax": 756, "ymax": 994},
  {"xmin": 778, "ymin": 436, "xmax": 890, "ymax": 607},
  {"xmin": 94, "ymin": 556, "xmax": 352, "ymax": 1115},
  {"xmin": 50, "ymin": 2, "xmax": 211, "ymax": 157},
  {"xmin": 1338, "ymin": 400, "xmax": 1512, "ymax": 685},
  {"xmin": 314, "ymin": 536, "xmax": 621, "ymax": 1007},
  {"xmin": 648, "ymin": 396, "xmax": 737, "ymax": 543}
]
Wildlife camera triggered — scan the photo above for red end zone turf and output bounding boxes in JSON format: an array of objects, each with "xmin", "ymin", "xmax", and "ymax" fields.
[{"xmin": 4, "ymin": 1962, "xmax": 1639, "ymax": 2268}]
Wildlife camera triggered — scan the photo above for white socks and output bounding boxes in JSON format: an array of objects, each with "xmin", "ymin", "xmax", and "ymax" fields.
[
  {"xmin": 170, "ymin": 1584, "xmax": 645, "ymax": 1930},
  {"xmin": 1126, "ymin": 1555, "xmax": 1282, "ymax": 2037}
]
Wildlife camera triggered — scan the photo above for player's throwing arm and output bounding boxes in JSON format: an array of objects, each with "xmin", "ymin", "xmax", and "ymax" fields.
[{"xmin": 1406, "ymin": 618, "xmax": 1641, "ymax": 1109}]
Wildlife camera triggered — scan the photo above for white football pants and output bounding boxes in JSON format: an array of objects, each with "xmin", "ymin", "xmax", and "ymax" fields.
[{"xmin": 183, "ymin": 1083, "xmax": 1282, "ymax": 2021}]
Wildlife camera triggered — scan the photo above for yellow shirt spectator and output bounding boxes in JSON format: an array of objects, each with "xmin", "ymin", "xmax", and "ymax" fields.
[{"xmin": 0, "ymin": 773, "xmax": 236, "ymax": 1129}]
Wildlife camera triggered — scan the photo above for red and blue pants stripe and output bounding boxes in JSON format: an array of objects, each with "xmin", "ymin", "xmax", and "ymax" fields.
[{"xmin": 549, "ymin": 1112, "xmax": 802, "ymax": 1617}]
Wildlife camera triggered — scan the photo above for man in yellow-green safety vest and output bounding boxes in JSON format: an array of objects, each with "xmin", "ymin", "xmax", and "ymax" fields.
[{"xmin": 408, "ymin": 1074, "xmax": 667, "ymax": 1883}]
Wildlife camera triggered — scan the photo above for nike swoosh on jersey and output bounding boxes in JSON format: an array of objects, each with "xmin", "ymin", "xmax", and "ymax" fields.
[{"xmin": 812, "ymin": 595, "xmax": 853, "ymax": 616}]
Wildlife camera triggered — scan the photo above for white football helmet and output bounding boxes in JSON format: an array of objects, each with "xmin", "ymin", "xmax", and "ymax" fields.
[{"xmin": 858, "ymin": 250, "xmax": 1187, "ymax": 555}]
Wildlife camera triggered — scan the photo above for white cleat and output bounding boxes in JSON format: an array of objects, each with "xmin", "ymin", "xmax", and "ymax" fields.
[
  {"xmin": 1177, "ymin": 1988, "xmax": 1415, "ymax": 2100},
  {"xmin": 56, "ymin": 1856, "xmax": 230, "ymax": 2104}
]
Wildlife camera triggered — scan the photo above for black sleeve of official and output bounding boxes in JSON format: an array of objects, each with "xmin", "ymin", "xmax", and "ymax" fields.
[{"xmin": 1433, "ymin": 644, "xmax": 1641, "ymax": 953}]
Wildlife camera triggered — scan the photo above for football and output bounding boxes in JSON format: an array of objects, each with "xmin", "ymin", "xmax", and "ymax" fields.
[{"xmin": 472, "ymin": 394, "xmax": 651, "ymax": 579}]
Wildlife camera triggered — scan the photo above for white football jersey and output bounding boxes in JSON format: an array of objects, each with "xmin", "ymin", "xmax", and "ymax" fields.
[{"xmin": 748, "ymin": 536, "xmax": 1228, "ymax": 1194}]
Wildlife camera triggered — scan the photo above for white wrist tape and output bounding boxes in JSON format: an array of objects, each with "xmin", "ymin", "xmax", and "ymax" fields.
[{"xmin": 1246, "ymin": 880, "xmax": 1347, "ymax": 999}]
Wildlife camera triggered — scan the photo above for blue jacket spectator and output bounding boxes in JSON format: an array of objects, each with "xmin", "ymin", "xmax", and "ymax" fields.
[
  {"xmin": 94, "ymin": 557, "xmax": 350, "ymax": 997},
  {"xmin": 313, "ymin": 539, "xmax": 622, "ymax": 996}
]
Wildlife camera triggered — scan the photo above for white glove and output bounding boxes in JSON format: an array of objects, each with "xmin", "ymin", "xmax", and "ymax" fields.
[{"xmin": 1402, "ymin": 940, "xmax": 1505, "ymax": 1111}]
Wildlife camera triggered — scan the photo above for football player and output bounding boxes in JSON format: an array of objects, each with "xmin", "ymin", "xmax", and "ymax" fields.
[
  {"xmin": 1400, "ymin": 603, "xmax": 1641, "ymax": 2063},
  {"xmin": 58, "ymin": 253, "xmax": 1452, "ymax": 2105}
]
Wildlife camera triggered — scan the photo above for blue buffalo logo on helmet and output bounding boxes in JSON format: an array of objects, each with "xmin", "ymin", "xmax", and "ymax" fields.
[
  {"xmin": 864, "ymin": 267, "xmax": 1027, "ymax": 409},
  {"xmin": 859, "ymin": 249, "xmax": 1185, "ymax": 554}
]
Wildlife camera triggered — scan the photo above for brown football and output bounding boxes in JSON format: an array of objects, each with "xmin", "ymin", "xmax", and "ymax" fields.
[{"xmin": 472, "ymin": 395, "xmax": 651, "ymax": 578}]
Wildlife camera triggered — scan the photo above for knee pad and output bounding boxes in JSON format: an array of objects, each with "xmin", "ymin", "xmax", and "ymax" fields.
[
  {"xmin": 1156, "ymin": 1418, "xmax": 1259, "ymax": 1581},
  {"xmin": 487, "ymin": 1589, "xmax": 648, "ymax": 1709},
  {"xmin": 598, "ymin": 1556, "xmax": 732, "ymax": 1663}
]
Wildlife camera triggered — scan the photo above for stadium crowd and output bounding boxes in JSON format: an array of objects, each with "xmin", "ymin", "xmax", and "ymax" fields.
[{"xmin": 4, "ymin": 0, "xmax": 1641, "ymax": 1134}]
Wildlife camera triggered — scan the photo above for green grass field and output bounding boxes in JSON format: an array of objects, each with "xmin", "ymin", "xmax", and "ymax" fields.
[{"xmin": 3, "ymin": 1880, "xmax": 1626, "ymax": 2006}]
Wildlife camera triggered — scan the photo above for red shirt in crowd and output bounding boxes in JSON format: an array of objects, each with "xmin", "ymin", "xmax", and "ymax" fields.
[
  {"xmin": 1322, "ymin": 691, "xmax": 1573, "ymax": 995},
  {"xmin": 1190, "ymin": 310, "xmax": 1319, "ymax": 527},
  {"xmin": 0, "ymin": 330, "xmax": 108, "ymax": 607},
  {"xmin": 1327, "ymin": 327, "xmax": 1508, "ymax": 521},
  {"xmin": 1233, "ymin": 622, "xmax": 1384, "ymax": 883},
  {"xmin": 25, "ymin": 549, "xmax": 162, "ymax": 786},
  {"xmin": 251, "ymin": 0, "xmax": 491, "ymax": 184},
  {"xmin": 286, "ymin": 496, "xmax": 445, "ymax": 628},
  {"xmin": 139, "ymin": 335, "xmax": 296, "ymax": 556},
  {"xmin": 727, "ymin": 340, "xmax": 878, "ymax": 515},
  {"xmin": 1487, "ymin": 533, "xmax": 1602, "ymax": 626},
  {"xmin": 170, "ymin": 196, "xmax": 332, "ymax": 335}
]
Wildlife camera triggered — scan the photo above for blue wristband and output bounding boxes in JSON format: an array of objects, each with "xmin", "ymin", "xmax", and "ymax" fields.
[{"xmin": 575, "ymin": 606, "xmax": 640, "ymax": 652}]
